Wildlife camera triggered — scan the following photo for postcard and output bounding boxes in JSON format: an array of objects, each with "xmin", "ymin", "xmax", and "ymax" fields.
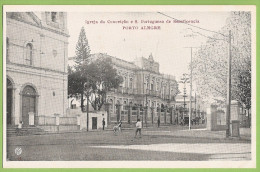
[{"xmin": 2, "ymin": 5, "xmax": 256, "ymax": 168}]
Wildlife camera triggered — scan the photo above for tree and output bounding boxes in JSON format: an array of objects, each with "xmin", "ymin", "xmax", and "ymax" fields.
[
  {"xmin": 68, "ymin": 26, "xmax": 91, "ymax": 111},
  {"xmin": 192, "ymin": 11, "xmax": 251, "ymax": 111},
  {"xmin": 75, "ymin": 27, "xmax": 90, "ymax": 67},
  {"xmin": 68, "ymin": 56, "xmax": 123, "ymax": 111},
  {"xmin": 68, "ymin": 63, "xmax": 94, "ymax": 112},
  {"xmin": 88, "ymin": 56, "xmax": 123, "ymax": 110}
]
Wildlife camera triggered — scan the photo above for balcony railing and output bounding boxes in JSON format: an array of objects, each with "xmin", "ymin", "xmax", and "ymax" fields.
[{"xmin": 110, "ymin": 87, "xmax": 137, "ymax": 95}]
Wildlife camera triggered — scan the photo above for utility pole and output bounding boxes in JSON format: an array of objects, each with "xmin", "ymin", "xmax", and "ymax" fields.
[
  {"xmin": 87, "ymin": 93, "xmax": 89, "ymax": 132},
  {"xmin": 189, "ymin": 48, "xmax": 192, "ymax": 130},
  {"xmin": 226, "ymin": 30, "xmax": 232, "ymax": 138},
  {"xmin": 195, "ymin": 92, "xmax": 197, "ymax": 119},
  {"xmin": 158, "ymin": 11, "xmax": 232, "ymax": 132},
  {"xmin": 184, "ymin": 47, "xmax": 199, "ymax": 130}
]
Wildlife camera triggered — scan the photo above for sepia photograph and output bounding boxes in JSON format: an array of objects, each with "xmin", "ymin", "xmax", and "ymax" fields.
[{"xmin": 2, "ymin": 5, "xmax": 256, "ymax": 168}]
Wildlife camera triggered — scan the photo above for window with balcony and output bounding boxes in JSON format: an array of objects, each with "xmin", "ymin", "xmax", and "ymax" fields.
[{"xmin": 25, "ymin": 43, "xmax": 33, "ymax": 65}]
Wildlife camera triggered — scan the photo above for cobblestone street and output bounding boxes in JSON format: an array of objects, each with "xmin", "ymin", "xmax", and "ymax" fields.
[{"xmin": 7, "ymin": 125, "xmax": 251, "ymax": 161}]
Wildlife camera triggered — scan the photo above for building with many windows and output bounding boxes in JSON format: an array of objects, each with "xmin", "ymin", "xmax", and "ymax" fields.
[
  {"xmin": 5, "ymin": 12, "xmax": 70, "ymax": 128},
  {"xmin": 89, "ymin": 53, "xmax": 179, "ymax": 124}
]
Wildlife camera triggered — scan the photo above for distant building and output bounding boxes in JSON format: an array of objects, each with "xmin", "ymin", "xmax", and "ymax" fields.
[
  {"xmin": 175, "ymin": 94, "xmax": 206, "ymax": 120},
  {"xmin": 6, "ymin": 12, "xmax": 69, "ymax": 127},
  {"xmin": 69, "ymin": 53, "xmax": 180, "ymax": 124}
]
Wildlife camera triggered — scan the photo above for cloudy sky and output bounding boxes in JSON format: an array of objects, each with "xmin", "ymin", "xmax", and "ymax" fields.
[{"xmin": 67, "ymin": 11, "xmax": 230, "ymax": 83}]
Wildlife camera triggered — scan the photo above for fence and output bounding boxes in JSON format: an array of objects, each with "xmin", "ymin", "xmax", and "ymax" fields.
[
  {"xmin": 37, "ymin": 116, "xmax": 56, "ymax": 125},
  {"xmin": 37, "ymin": 115, "xmax": 77, "ymax": 126},
  {"xmin": 108, "ymin": 106, "xmax": 177, "ymax": 125},
  {"xmin": 60, "ymin": 117, "xmax": 77, "ymax": 125}
]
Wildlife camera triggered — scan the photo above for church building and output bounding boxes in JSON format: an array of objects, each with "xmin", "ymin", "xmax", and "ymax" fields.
[{"xmin": 6, "ymin": 12, "xmax": 69, "ymax": 127}]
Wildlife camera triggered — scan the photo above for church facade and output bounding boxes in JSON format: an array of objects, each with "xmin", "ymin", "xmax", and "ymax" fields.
[{"xmin": 5, "ymin": 12, "xmax": 69, "ymax": 127}]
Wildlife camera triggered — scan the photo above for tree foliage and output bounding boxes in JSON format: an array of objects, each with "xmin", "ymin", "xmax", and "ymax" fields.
[
  {"xmin": 68, "ymin": 27, "xmax": 123, "ymax": 111},
  {"xmin": 68, "ymin": 26, "xmax": 91, "ymax": 111},
  {"xmin": 88, "ymin": 56, "xmax": 123, "ymax": 110},
  {"xmin": 75, "ymin": 27, "xmax": 90, "ymax": 67},
  {"xmin": 192, "ymin": 11, "xmax": 251, "ymax": 110}
]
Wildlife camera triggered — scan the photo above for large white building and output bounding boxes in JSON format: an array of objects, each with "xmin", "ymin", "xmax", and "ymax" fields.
[{"xmin": 6, "ymin": 12, "xmax": 69, "ymax": 127}]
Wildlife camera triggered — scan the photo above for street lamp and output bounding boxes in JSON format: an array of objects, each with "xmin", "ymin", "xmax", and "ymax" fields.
[{"xmin": 179, "ymin": 73, "xmax": 190, "ymax": 125}]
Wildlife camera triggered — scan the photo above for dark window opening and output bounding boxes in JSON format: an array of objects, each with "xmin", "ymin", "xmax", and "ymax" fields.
[{"xmin": 51, "ymin": 12, "xmax": 57, "ymax": 22}]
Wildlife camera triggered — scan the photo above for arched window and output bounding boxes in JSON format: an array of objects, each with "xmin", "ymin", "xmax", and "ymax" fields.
[
  {"xmin": 25, "ymin": 43, "xmax": 33, "ymax": 65},
  {"xmin": 129, "ymin": 78, "xmax": 133, "ymax": 89},
  {"xmin": 22, "ymin": 86, "xmax": 36, "ymax": 96}
]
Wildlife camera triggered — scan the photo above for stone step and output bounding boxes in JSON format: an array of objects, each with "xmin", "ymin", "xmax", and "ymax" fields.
[{"xmin": 7, "ymin": 126, "xmax": 45, "ymax": 136}]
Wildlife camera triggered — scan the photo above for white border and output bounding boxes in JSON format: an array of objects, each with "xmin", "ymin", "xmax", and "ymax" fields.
[{"xmin": 2, "ymin": 5, "xmax": 256, "ymax": 168}]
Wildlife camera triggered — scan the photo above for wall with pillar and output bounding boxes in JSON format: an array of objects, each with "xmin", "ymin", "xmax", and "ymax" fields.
[
  {"xmin": 207, "ymin": 105, "xmax": 226, "ymax": 131},
  {"xmin": 7, "ymin": 68, "xmax": 67, "ymax": 126}
]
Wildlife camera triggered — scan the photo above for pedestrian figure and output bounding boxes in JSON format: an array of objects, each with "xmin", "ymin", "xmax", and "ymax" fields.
[
  {"xmin": 157, "ymin": 117, "xmax": 160, "ymax": 128},
  {"xmin": 135, "ymin": 119, "xmax": 142, "ymax": 138},
  {"xmin": 102, "ymin": 118, "xmax": 105, "ymax": 130},
  {"xmin": 118, "ymin": 120, "xmax": 122, "ymax": 132},
  {"xmin": 113, "ymin": 122, "xmax": 120, "ymax": 135},
  {"xmin": 16, "ymin": 121, "xmax": 23, "ymax": 136}
]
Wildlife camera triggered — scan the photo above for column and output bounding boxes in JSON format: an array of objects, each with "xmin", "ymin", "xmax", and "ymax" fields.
[
  {"xmin": 151, "ymin": 107, "xmax": 154, "ymax": 124},
  {"xmin": 145, "ymin": 107, "xmax": 148, "ymax": 126},
  {"xmin": 104, "ymin": 103, "xmax": 111, "ymax": 124},
  {"xmin": 137, "ymin": 105, "xmax": 140, "ymax": 121},
  {"xmin": 158, "ymin": 107, "xmax": 161, "ymax": 123},
  {"xmin": 35, "ymin": 95, "xmax": 39, "ymax": 125},
  {"xmin": 13, "ymin": 88, "xmax": 22, "ymax": 125},
  {"xmin": 76, "ymin": 114, "xmax": 81, "ymax": 130},
  {"xmin": 116, "ymin": 104, "xmax": 122, "ymax": 122},
  {"xmin": 206, "ymin": 105, "xmax": 217, "ymax": 131},
  {"xmin": 54, "ymin": 113, "xmax": 60, "ymax": 132},
  {"xmin": 11, "ymin": 87, "xmax": 16, "ymax": 126},
  {"xmin": 164, "ymin": 108, "xmax": 167, "ymax": 124},
  {"xmin": 231, "ymin": 100, "xmax": 240, "ymax": 121},
  {"xmin": 170, "ymin": 107, "xmax": 173, "ymax": 124},
  {"xmin": 54, "ymin": 113, "xmax": 60, "ymax": 126},
  {"xmin": 128, "ymin": 104, "xmax": 132, "ymax": 124}
]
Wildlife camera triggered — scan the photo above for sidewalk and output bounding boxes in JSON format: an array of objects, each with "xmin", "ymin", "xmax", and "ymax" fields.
[{"xmin": 144, "ymin": 127, "xmax": 251, "ymax": 141}]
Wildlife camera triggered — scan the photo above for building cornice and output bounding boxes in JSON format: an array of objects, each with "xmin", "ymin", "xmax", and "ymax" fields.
[
  {"xmin": 8, "ymin": 17, "xmax": 70, "ymax": 38},
  {"xmin": 7, "ymin": 62, "xmax": 68, "ymax": 75}
]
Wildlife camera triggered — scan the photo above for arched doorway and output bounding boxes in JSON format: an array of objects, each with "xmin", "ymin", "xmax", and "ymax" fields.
[
  {"xmin": 6, "ymin": 78, "xmax": 13, "ymax": 125},
  {"xmin": 22, "ymin": 86, "xmax": 36, "ymax": 126}
]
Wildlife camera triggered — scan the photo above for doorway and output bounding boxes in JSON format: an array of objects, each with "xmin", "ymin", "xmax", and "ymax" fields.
[
  {"xmin": 92, "ymin": 117, "xmax": 97, "ymax": 129},
  {"xmin": 6, "ymin": 79, "xmax": 13, "ymax": 125},
  {"xmin": 22, "ymin": 86, "xmax": 36, "ymax": 126}
]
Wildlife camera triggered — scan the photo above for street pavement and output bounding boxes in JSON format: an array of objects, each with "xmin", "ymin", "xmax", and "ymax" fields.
[
  {"xmin": 91, "ymin": 143, "xmax": 250, "ymax": 161},
  {"xmin": 6, "ymin": 125, "xmax": 251, "ymax": 161}
]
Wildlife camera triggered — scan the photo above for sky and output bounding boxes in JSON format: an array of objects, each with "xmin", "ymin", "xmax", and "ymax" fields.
[{"xmin": 67, "ymin": 11, "xmax": 230, "ymax": 94}]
